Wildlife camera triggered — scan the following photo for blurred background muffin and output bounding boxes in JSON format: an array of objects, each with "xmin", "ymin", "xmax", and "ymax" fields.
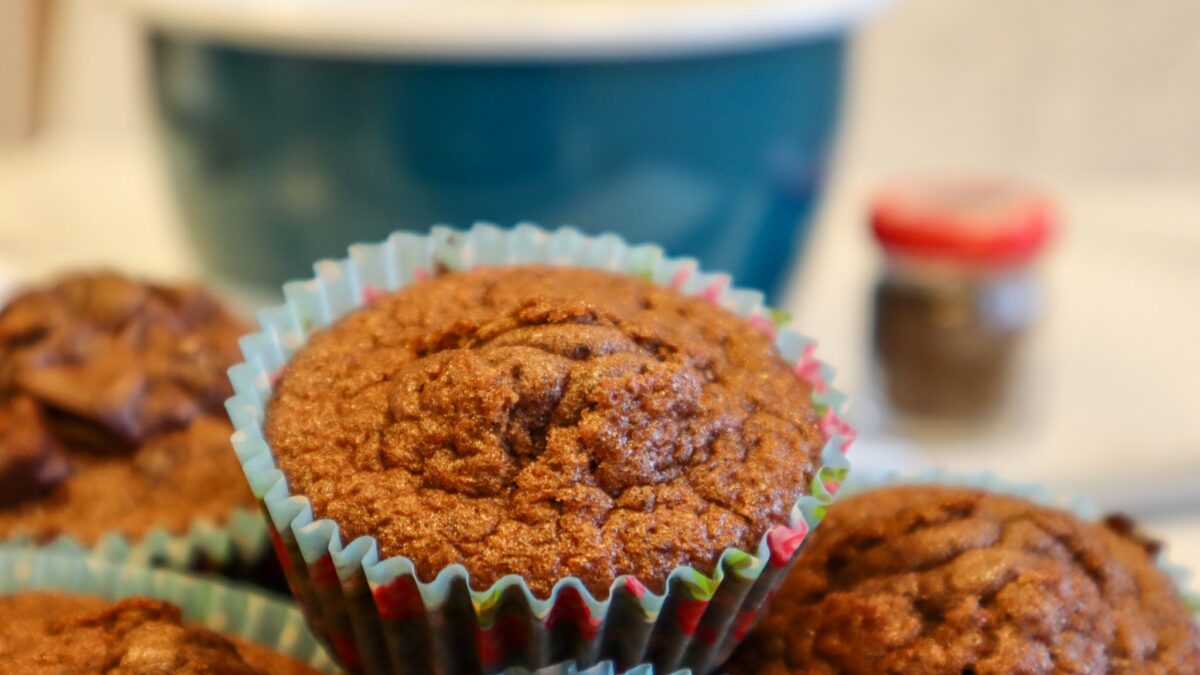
[
  {"xmin": 722, "ymin": 484, "xmax": 1200, "ymax": 674},
  {"xmin": 0, "ymin": 548, "xmax": 336, "ymax": 672},
  {"xmin": 0, "ymin": 593, "xmax": 322, "ymax": 674},
  {"xmin": 0, "ymin": 271, "xmax": 266, "ymax": 574}
]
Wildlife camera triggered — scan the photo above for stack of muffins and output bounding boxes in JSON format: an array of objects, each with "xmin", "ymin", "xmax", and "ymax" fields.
[
  {"xmin": 2, "ymin": 226, "xmax": 1197, "ymax": 674},
  {"xmin": 0, "ymin": 272, "xmax": 253, "ymax": 549},
  {"xmin": 0, "ymin": 272, "xmax": 328, "ymax": 671}
]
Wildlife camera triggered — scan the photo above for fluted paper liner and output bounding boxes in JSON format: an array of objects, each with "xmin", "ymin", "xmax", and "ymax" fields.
[
  {"xmin": 227, "ymin": 224, "xmax": 853, "ymax": 674},
  {"xmin": 0, "ymin": 508, "xmax": 270, "ymax": 571}
]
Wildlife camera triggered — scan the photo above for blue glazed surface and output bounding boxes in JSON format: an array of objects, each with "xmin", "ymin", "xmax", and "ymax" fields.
[{"xmin": 150, "ymin": 35, "xmax": 845, "ymax": 299}]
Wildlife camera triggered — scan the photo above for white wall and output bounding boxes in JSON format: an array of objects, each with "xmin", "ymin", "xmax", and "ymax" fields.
[
  {"xmin": 842, "ymin": 0, "xmax": 1200, "ymax": 180},
  {"xmin": 41, "ymin": 0, "xmax": 147, "ymax": 139}
]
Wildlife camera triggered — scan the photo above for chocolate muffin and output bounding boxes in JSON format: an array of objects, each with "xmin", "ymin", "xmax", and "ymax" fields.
[
  {"xmin": 0, "ymin": 592, "xmax": 320, "ymax": 674},
  {"xmin": 266, "ymin": 265, "xmax": 823, "ymax": 598},
  {"xmin": 0, "ymin": 272, "xmax": 253, "ymax": 544},
  {"xmin": 723, "ymin": 485, "xmax": 1200, "ymax": 674}
]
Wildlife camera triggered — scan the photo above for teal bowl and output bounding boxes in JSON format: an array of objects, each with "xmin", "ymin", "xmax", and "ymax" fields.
[{"xmin": 125, "ymin": 0, "xmax": 887, "ymax": 299}]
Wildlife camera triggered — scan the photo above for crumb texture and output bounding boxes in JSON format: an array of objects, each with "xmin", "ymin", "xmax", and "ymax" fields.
[
  {"xmin": 266, "ymin": 266, "xmax": 821, "ymax": 597},
  {"xmin": 723, "ymin": 485, "xmax": 1200, "ymax": 675}
]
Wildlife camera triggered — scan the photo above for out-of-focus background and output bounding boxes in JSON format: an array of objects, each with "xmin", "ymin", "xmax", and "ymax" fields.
[{"xmin": 1, "ymin": 0, "xmax": 1198, "ymax": 569}]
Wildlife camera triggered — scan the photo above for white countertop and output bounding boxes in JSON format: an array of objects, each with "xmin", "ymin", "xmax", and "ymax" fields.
[{"xmin": 1, "ymin": 134, "xmax": 1198, "ymax": 587}]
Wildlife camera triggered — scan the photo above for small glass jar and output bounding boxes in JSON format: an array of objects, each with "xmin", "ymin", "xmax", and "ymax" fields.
[{"xmin": 869, "ymin": 177, "xmax": 1055, "ymax": 423}]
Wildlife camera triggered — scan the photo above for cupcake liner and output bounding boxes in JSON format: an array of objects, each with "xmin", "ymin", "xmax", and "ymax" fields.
[
  {"xmin": 227, "ymin": 224, "xmax": 853, "ymax": 674},
  {"xmin": 517, "ymin": 663, "xmax": 665, "ymax": 675},
  {"xmin": 0, "ymin": 506, "xmax": 271, "ymax": 572},
  {"xmin": 841, "ymin": 470, "xmax": 1200, "ymax": 624},
  {"xmin": 0, "ymin": 547, "xmax": 337, "ymax": 671}
]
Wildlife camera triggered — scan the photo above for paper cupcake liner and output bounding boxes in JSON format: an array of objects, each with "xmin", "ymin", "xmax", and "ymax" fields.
[
  {"xmin": 0, "ymin": 506, "xmax": 271, "ymax": 573},
  {"xmin": 0, "ymin": 547, "xmax": 337, "ymax": 671},
  {"xmin": 226, "ymin": 224, "xmax": 853, "ymax": 674},
  {"xmin": 514, "ymin": 663, "xmax": 662, "ymax": 675},
  {"xmin": 841, "ymin": 470, "xmax": 1200, "ymax": 624}
]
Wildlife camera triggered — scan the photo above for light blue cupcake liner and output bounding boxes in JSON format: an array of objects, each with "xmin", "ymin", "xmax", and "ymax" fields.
[
  {"xmin": 841, "ymin": 470, "xmax": 1200, "ymax": 623},
  {"xmin": 0, "ymin": 508, "xmax": 270, "ymax": 571},
  {"xmin": 0, "ymin": 548, "xmax": 336, "ymax": 671},
  {"xmin": 512, "ymin": 663, "xmax": 666, "ymax": 675},
  {"xmin": 226, "ymin": 224, "xmax": 853, "ymax": 674}
]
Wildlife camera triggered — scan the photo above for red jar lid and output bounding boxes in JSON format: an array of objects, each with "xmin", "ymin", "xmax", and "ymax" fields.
[{"xmin": 870, "ymin": 177, "xmax": 1055, "ymax": 266}]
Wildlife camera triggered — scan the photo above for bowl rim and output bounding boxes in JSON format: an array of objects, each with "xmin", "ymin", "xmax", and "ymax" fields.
[{"xmin": 119, "ymin": 0, "xmax": 890, "ymax": 60}]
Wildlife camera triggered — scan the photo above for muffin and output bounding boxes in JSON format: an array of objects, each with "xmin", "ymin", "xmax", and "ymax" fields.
[
  {"xmin": 722, "ymin": 485, "xmax": 1200, "ymax": 674},
  {"xmin": 0, "ymin": 272, "xmax": 255, "ymax": 555},
  {"xmin": 266, "ymin": 265, "xmax": 824, "ymax": 599},
  {"xmin": 233, "ymin": 225, "xmax": 851, "ymax": 674},
  {"xmin": 0, "ymin": 592, "xmax": 320, "ymax": 674}
]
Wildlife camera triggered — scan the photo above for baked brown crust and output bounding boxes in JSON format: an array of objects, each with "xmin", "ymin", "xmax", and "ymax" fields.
[
  {"xmin": 723, "ymin": 485, "xmax": 1200, "ymax": 674},
  {"xmin": 266, "ymin": 266, "xmax": 822, "ymax": 597},
  {"xmin": 0, "ymin": 395, "xmax": 69, "ymax": 507},
  {"xmin": 0, "ymin": 415, "xmax": 253, "ymax": 543}
]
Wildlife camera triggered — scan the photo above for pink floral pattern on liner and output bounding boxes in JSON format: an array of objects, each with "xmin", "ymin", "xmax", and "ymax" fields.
[
  {"xmin": 268, "ymin": 526, "xmax": 292, "ymax": 572},
  {"xmin": 766, "ymin": 521, "xmax": 810, "ymax": 568},
  {"xmin": 668, "ymin": 267, "xmax": 693, "ymax": 292},
  {"xmin": 793, "ymin": 343, "xmax": 828, "ymax": 394},
  {"xmin": 823, "ymin": 477, "xmax": 844, "ymax": 496},
  {"xmin": 820, "ymin": 410, "xmax": 855, "ymax": 454},
  {"xmin": 372, "ymin": 576, "xmax": 425, "ymax": 622},
  {"xmin": 361, "ymin": 285, "xmax": 386, "ymax": 304},
  {"xmin": 623, "ymin": 576, "xmax": 647, "ymax": 601},
  {"xmin": 329, "ymin": 632, "xmax": 363, "ymax": 672},
  {"xmin": 675, "ymin": 599, "xmax": 709, "ymax": 637},
  {"xmin": 699, "ymin": 277, "xmax": 728, "ymax": 304},
  {"xmin": 747, "ymin": 313, "xmax": 776, "ymax": 339},
  {"xmin": 311, "ymin": 554, "xmax": 340, "ymax": 591},
  {"xmin": 732, "ymin": 608, "xmax": 759, "ymax": 640},
  {"xmin": 474, "ymin": 624, "xmax": 502, "ymax": 669},
  {"xmin": 545, "ymin": 587, "xmax": 602, "ymax": 641},
  {"xmin": 474, "ymin": 613, "xmax": 530, "ymax": 669}
]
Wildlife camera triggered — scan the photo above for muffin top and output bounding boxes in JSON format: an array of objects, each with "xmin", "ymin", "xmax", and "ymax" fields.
[
  {"xmin": 0, "ymin": 272, "xmax": 253, "ymax": 541},
  {"xmin": 0, "ymin": 272, "xmax": 244, "ymax": 446},
  {"xmin": 723, "ymin": 485, "xmax": 1200, "ymax": 675},
  {"xmin": 0, "ymin": 592, "xmax": 320, "ymax": 674},
  {"xmin": 266, "ymin": 266, "xmax": 822, "ymax": 597}
]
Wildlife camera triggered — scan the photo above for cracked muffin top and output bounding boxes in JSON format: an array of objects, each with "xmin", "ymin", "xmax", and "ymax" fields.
[
  {"xmin": 0, "ymin": 592, "xmax": 320, "ymax": 674},
  {"xmin": 0, "ymin": 272, "xmax": 253, "ymax": 542},
  {"xmin": 266, "ymin": 265, "xmax": 823, "ymax": 598},
  {"xmin": 722, "ymin": 485, "xmax": 1200, "ymax": 675}
]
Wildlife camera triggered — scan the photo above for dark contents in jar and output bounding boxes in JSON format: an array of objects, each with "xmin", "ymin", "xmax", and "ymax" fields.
[{"xmin": 873, "ymin": 276, "xmax": 1020, "ymax": 420}]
